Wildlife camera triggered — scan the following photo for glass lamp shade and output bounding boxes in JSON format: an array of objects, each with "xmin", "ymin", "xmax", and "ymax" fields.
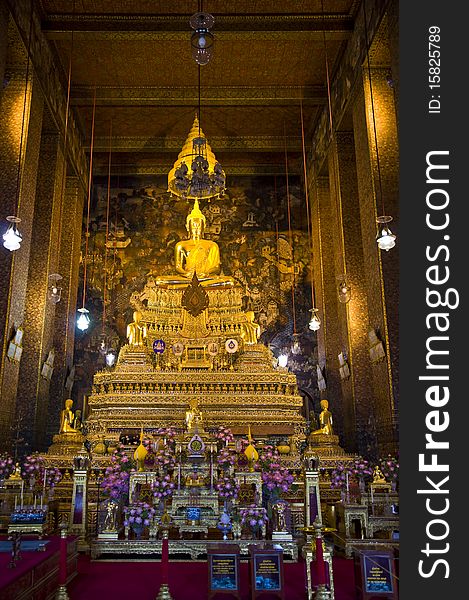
[
  {"xmin": 291, "ymin": 335, "xmax": 301, "ymax": 355},
  {"xmin": 48, "ymin": 285, "xmax": 62, "ymax": 304},
  {"xmin": 308, "ymin": 308, "xmax": 321, "ymax": 331},
  {"xmin": 376, "ymin": 216, "xmax": 396, "ymax": 251},
  {"xmin": 338, "ymin": 281, "xmax": 351, "ymax": 304},
  {"xmin": 3, "ymin": 216, "xmax": 22, "ymax": 251},
  {"xmin": 77, "ymin": 307, "xmax": 90, "ymax": 331},
  {"xmin": 190, "ymin": 12, "xmax": 215, "ymax": 65},
  {"xmin": 48, "ymin": 273, "xmax": 63, "ymax": 303},
  {"xmin": 105, "ymin": 351, "xmax": 116, "ymax": 367},
  {"xmin": 278, "ymin": 354, "xmax": 288, "ymax": 368}
]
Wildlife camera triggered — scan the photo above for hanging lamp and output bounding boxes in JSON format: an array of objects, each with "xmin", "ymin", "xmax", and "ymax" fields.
[
  {"xmin": 362, "ymin": 0, "xmax": 397, "ymax": 251},
  {"xmin": 77, "ymin": 87, "xmax": 97, "ymax": 331},
  {"xmin": 300, "ymin": 101, "xmax": 321, "ymax": 333},
  {"xmin": 2, "ymin": 0, "xmax": 34, "ymax": 252}
]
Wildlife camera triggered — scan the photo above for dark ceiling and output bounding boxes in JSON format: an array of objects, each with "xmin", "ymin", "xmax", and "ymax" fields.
[{"xmin": 37, "ymin": 0, "xmax": 360, "ymax": 174}]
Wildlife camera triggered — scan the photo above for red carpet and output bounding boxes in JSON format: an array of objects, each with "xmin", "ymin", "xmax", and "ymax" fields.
[{"xmin": 69, "ymin": 555, "xmax": 356, "ymax": 599}]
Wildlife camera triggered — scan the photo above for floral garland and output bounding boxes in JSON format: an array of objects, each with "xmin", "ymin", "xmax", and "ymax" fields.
[
  {"xmin": 379, "ymin": 454, "xmax": 399, "ymax": 482},
  {"xmin": 215, "ymin": 476, "xmax": 240, "ymax": 500},
  {"xmin": 151, "ymin": 474, "xmax": 175, "ymax": 500},
  {"xmin": 240, "ymin": 505, "xmax": 268, "ymax": 528},
  {"xmin": 123, "ymin": 502, "xmax": 156, "ymax": 528},
  {"xmin": 101, "ymin": 446, "xmax": 133, "ymax": 500},
  {"xmin": 0, "ymin": 453, "xmax": 14, "ymax": 479}
]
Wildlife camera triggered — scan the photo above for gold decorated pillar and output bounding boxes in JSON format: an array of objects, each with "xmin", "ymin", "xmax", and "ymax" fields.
[
  {"xmin": 327, "ymin": 132, "xmax": 376, "ymax": 455},
  {"xmin": 310, "ymin": 175, "xmax": 347, "ymax": 443},
  {"xmin": 47, "ymin": 177, "xmax": 86, "ymax": 442},
  {"xmin": 15, "ymin": 129, "xmax": 65, "ymax": 451},
  {"xmin": 352, "ymin": 67, "xmax": 399, "ymax": 454},
  {"xmin": 0, "ymin": 25, "xmax": 44, "ymax": 449}
]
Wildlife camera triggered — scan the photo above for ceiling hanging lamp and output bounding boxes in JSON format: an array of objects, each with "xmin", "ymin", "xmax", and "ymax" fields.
[
  {"xmin": 321, "ymin": 0, "xmax": 351, "ymax": 304},
  {"xmin": 362, "ymin": 0, "xmax": 396, "ymax": 251},
  {"xmin": 48, "ymin": 1, "xmax": 76, "ymax": 303},
  {"xmin": 101, "ymin": 119, "xmax": 117, "ymax": 368},
  {"xmin": 190, "ymin": 0, "xmax": 214, "ymax": 66},
  {"xmin": 2, "ymin": 0, "xmax": 34, "ymax": 252},
  {"xmin": 167, "ymin": 1, "xmax": 225, "ymax": 202},
  {"xmin": 283, "ymin": 123, "xmax": 300, "ymax": 356},
  {"xmin": 300, "ymin": 101, "xmax": 321, "ymax": 332},
  {"xmin": 77, "ymin": 87, "xmax": 97, "ymax": 332}
]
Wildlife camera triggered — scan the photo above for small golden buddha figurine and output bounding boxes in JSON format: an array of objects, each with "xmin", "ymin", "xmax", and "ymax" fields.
[
  {"xmin": 59, "ymin": 399, "xmax": 78, "ymax": 434},
  {"xmin": 240, "ymin": 311, "xmax": 261, "ymax": 345},
  {"xmin": 155, "ymin": 200, "xmax": 234, "ymax": 289},
  {"xmin": 126, "ymin": 311, "xmax": 147, "ymax": 346},
  {"xmin": 9, "ymin": 462, "xmax": 22, "ymax": 480},
  {"xmin": 372, "ymin": 466, "xmax": 387, "ymax": 484},
  {"xmin": 311, "ymin": 399, "xmax": 333, "ymax": 436},
  {"xmin": 185, "ymin": 471, "xmax": 204, "ymax": 487},
  {"xmin": 185, "ymin": 398, "xmax": 204, "ymax": 432}
]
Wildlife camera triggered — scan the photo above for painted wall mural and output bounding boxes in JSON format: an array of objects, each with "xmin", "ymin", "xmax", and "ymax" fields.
[{"xmin": 74, "ymin": 174, "xmax": 319, "ymax": 418}]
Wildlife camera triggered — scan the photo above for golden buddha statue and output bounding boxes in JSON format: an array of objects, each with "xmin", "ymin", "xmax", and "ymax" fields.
[
  {"xmin": 185, "ymin": 398, "xmax": 204, "ymax": 432},
  {"xmin": 59, "ymin": 399, "xmax": 78, "ymax": 434},
  {"xmin": 155, "ymin": 200, "xmax": 234, "ymax": 289},
  {"xmin": 244, "ymin": 426, "xmax": 259, "ymax": 472},
  {"xmin": 8, "ymin": 462, "xmax": 22, "ymax": 480},
  {"xmin": 240, "ymin": 311, "xmax": 261, "ymax": 345},
  {"xmin": 311, "ymin": 399, "xmax": 333, "ymax": 436},
  {"xmin": 372, "ymin": 466, "xmax": 387, "ymax": 484},
  {"xmin": 126, "ymin": 310, "xmax": 147, "ymax": 346}
]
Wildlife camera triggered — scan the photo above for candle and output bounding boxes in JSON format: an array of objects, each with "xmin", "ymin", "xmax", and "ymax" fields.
[
  {"xmin": 20, "ymin": 481, "xmax": 24, "ymax": 507},
  {"xmin": 43, "ymin": 468, "xmax": 47, "ymax": 498},
  {"xmin": 210, "ymin": 454, "xmax": 214, "ymax": 490},
  {"xmin": 14, "ymin": 495, "xmax": 17, "ymax": 509},
  {"xmin": 34, "ymin": 495, "xmax": 37, "ymax": 509},
  {"xmin": 177, "ymin": 464, "xmax": 181, "ymax": 491}
]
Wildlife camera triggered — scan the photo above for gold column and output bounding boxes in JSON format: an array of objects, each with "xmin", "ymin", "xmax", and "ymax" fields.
[
  {"xmin": 47, "ymin": 177, "xmax": 85, "ymax": 442},
  {"xmin": 328, "ymin": 132, "xmax": 376, "ymax": 456},
  {"xmin": 311, "ymin": 175, "xmax": 350, "ymax": 448},
  {"xmin": 16, "ymin": 130, "xmax": 65, "ymax": 450},
  {"xmin": 352, "ymin": 68, "xmax": 399, "ymax": 454},
  {"xmin": 0, "ymin": 27, "xmax": 44, "ymax": 449}
]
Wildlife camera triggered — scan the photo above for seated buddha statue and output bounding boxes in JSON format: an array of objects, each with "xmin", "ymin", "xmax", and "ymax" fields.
[
  {"xmin": 155, "ymin": 200, "xmax": 234, "ymax": 289},
  {"xmin": 185, "ymin": 398, "xmax": 204, "ymax": 433},
  {"xmin": 59, "ymin": 399, "xmax": 79, "ymax": 434},
  {"xmin": 240, "ymin": 310, "xmax": 261, "ymax": 345},
  {"xmin": 311, "ymin": 399, "xmax": 334, "ymax": 436},
  {"xmin": 126, "ymin": 310, "xmax": 147, "ymax": 346}
]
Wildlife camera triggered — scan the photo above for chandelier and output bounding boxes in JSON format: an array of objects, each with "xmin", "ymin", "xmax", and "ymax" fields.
[
  {"xmin": 190, "ymin": 12, "xmax": 214, "ymax": 65},
  {"xmin": 167, "ymin": 115, "xmax": 225, "ymax": 201}
]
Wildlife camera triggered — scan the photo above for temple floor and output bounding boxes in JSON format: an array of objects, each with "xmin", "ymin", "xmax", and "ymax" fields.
[{"xmin": 68, "ymin": 555, "xmax": 356, "ymax": 599}]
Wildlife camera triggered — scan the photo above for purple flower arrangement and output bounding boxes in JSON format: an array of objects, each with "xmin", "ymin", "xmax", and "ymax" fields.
[
  {"xmin": 151, "ymin": 474, "xmax": 175, "ymax": 499},
  {"xmin": 331, "ymin": 458, "xmax": 373, "ymax": 489},
  {"xmin": 217, "ymin": 447, "xmax": 237, "ymax": 470},
  {"xmin": 240, "ymin": 505, "xmax": 268, "ymax": 529},
  {"xmin": 123, "ymin": 502, "xmax": 156, "ymax": 529},
  {"xmin": 101, "ymin": 445, "xmax": 133, "ymax": 500},
  {"xmin": 0, "ymin": 453, "xmax": 14, "ymax": 479},
  {"xmin": 215, "ymin": 476, "xmax": 240, "ymax": 500},
  {"xmin": 379, "ymin": 454, "xmax": 399, "ymax": 482},
  {"xmin": 215, "ymin": 426, "xmax": 234, "ymax": 445},
  {"xmin": 21, "ymin": 453, "xmax": 45, "ymax": 489},
  {"xmin": 45, "ymin": 467, "xmax": 63, "ymax": 489},
  {"xmin": 261, "ymin": 465, "xmax": 294, "ymax": 494}
]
